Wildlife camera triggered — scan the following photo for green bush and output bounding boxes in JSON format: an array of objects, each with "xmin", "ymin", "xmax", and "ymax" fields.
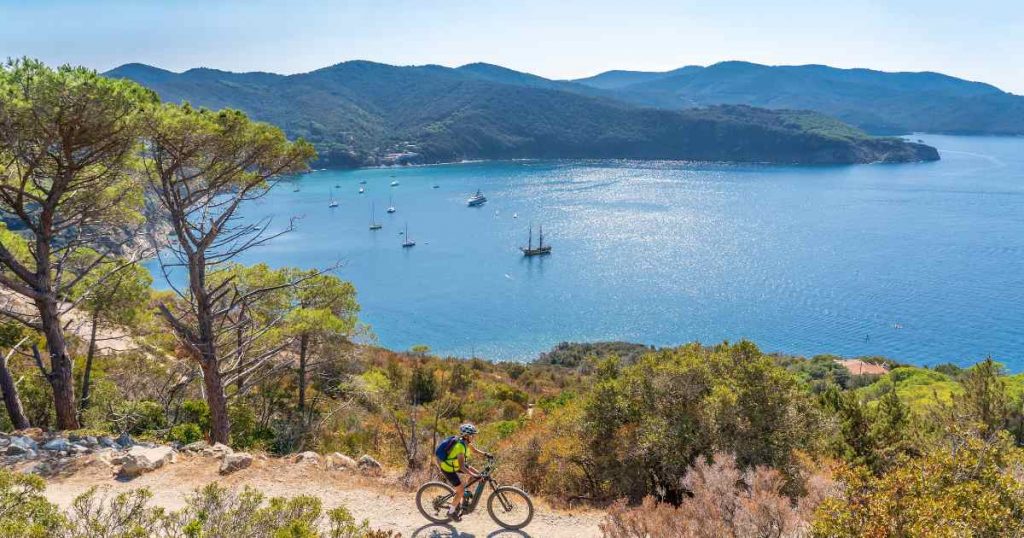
[
  {"xmin": 167, "ymin": 423, "xmax": 204, "ymax": 445},
  {"xmin": 122, "ymin": 400, "xmax": 167, "ymax": 435}
]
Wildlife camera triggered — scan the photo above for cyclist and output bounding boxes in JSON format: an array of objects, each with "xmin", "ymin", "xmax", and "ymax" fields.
[{"xmin": 436, "ymin": 423, "xmax": 491, "ymax": 521}]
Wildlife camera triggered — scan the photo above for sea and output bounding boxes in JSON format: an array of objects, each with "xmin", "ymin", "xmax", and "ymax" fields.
[{"xmin": 151, "ymin": 134, "xmax": 1024, "ymax": 367}]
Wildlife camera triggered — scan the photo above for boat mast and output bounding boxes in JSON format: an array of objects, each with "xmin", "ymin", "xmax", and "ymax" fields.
[
  {"xmin": 539, "ymin": 225, "xmax": 544, "ymax": 249},
  {"xmin": 528, "ymin": 225, "xmax": 533, "ymax": 250}
]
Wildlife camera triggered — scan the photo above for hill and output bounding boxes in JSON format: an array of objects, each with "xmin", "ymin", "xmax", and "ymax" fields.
[
  {"xmin": 105, "ymin": 61, "xmax": 937, "ymax": 167},
  {"xmin": 575, "ymin": 61, "xmax": 1024, "ymax": 135}
]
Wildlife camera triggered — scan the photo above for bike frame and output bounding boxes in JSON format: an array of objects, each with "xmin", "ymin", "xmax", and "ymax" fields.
[{"xmin": 438, "ymin": 461, "xmax": 509, "ymax": 515}]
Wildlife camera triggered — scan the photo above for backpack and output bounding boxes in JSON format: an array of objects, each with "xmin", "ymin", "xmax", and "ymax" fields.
[{"xmin": 435, "ymin": 436, "xmax": 461, "ymax": 463}]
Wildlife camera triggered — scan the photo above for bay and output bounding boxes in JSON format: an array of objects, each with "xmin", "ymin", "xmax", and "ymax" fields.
[{"xmin": 153, "ymin": 134, "xmax": 1024, "ymax": 366}]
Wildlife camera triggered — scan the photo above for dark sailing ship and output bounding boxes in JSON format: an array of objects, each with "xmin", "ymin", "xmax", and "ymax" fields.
[{"xmin": 520, "ymin": 225, "xmax": 551, "ymax": 256}]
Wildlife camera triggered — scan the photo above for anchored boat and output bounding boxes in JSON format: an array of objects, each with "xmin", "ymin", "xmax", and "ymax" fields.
[
  {"xmin": 520, "ymin": 224, "xmax": 552, "ymax": 256},
  {"xmin": 467, "ymin": 189, "xmax": 487, "ymax": 207}
]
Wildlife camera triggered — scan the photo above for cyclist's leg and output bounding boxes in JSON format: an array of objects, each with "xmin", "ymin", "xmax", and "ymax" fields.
[{"xmin": 442, "ymin": 471, "xmax": 464, "ymax": 518}]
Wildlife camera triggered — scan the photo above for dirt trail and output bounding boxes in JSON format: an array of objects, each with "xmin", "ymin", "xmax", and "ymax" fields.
[{"xmin": 43, "ymin": 454, "xmax": 603, "ymax": 537}]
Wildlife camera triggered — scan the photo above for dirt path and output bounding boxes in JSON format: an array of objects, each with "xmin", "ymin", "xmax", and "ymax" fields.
[{"xmin": 43, "ymin": 454, "xmax": 603, "ymax": 537}]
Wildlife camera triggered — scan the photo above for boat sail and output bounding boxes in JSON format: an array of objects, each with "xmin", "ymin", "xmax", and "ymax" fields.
[
  {"xmin": 520, "ymin": 224, "xmax": 552, "ymax": 256},
  {"xmin": 369, "ymin": 203, "xmax": 382, "ymax": 230},
  {"xmin": 402, "ymin": 223, "xmax": 416, "ymax": 247},
  {"xmin": 329, "ymin": 192, "xmax": 338, "ymax": 208}
]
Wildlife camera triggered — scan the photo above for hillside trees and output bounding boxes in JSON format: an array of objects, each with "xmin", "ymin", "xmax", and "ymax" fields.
[
  {"xmin": 73, "ymin": 260, "xmax": 152, "ymax": 417},
  {"xmin": 0, "ymin": 59, "xmax": 155, "ymax": 430},
  {"xmin": 141, "ymin": 103, "xmax": 315, "ymax": 444}
]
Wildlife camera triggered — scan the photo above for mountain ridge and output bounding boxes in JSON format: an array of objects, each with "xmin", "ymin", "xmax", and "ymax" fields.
[{"xmin": 105, "ymin": 60, "xmax": 939, "ymax": 167}]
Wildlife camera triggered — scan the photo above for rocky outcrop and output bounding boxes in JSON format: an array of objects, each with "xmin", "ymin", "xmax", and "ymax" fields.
[
  {"xmin": 357, "ymin": 454, "xmax": 382, "ymax": 472},
  {"xmin": 219, "ymin": 452, "xmax": 254, "ymax": 475},
  {"xmin": 118, "ymin": 446, "xmax": 176, "ymax": 479},
  {"xmin": 328, "ymin": 452, "xmax": 358, "ymax": 470},
  {"xmin": 293, "ymin": 451, "xmax": 320, "ymax": 464}
]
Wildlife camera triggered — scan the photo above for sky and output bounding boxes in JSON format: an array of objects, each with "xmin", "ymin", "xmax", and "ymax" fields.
[{"xmin": 2, "ymin": 0, "xmax": 1022, "ymax": 93}]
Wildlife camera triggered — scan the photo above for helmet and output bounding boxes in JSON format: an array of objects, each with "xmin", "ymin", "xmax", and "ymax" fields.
[{"xmin": 459, "ymin": 423, "xmax": 479, "ymax": 436}]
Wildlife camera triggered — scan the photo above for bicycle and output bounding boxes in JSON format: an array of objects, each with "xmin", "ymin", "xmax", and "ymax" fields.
[{"xmin": 415, "ymin": 456, "xmax": 534, "ymax": 530}]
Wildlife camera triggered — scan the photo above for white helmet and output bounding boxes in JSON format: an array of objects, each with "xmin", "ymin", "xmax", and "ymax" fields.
[{"xmin": 459, "ymin": 423, "xmax": 479, "ymax": 436}]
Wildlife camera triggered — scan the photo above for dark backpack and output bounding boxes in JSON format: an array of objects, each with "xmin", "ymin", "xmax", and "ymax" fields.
[{"xmin": 435, "ymin": 436, "xmax": 460, "ymax": 463}]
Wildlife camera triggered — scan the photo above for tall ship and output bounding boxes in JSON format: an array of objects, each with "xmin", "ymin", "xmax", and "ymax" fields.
[
  {"xmin": 520, "ymin": 225, "xmax": 552, "ymax": 256},
  {"xmin": 466, "ymin": 189, "xmax": 487, "ymax": 207}
]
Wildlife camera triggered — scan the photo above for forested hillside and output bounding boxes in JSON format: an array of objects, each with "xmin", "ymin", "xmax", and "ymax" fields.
[
  {"xmin": 576, "ymin": 61, "xmax": 1024, "ymax": 135},
  {"xmin": 105, "ymin": 61, "xmax": 937, "ymax": 167}
]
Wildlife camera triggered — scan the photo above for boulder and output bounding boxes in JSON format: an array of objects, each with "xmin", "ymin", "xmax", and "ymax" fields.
[
  {"xmin": 328, "ymin": 452, "xmax": 358, "ymax": 470},
  {"xmin": 42, "ymin": 438, "xmax": 71, "ymax": 451},
  {"xmin": 118, "ymin": 446, "xmax": 176, "ymax": 478},
  {"xmin": 14, "ymin": 428, "xmax": 44, "ymax": 441},
  {"xmin": 202, "ymin": 443, "xmax": 233, "ymax": 457},
  {"xmin": 219, "ymin": 452, "xmax": 254, "ymax": 475},
  {"xmin": 6, "ymin": 436, "xmax": 37, "ymax": 455},
  {"xmin": 357, "ymin": 454, "xmax": 382, "ymax": 471},
  {"xmin": 182, "ymin": 441, "xmax": 209, "ymax": 452},
  {"xmin": 116, "ymin": 432, "xmax": 134, "ymax": 449},
  {"xmin": 293, "ymin": 451, "xmax": 320, "ymax": 464},
  {"xmin": 98, "ymin": 437, "xmax": 118, "ymax": 449}
]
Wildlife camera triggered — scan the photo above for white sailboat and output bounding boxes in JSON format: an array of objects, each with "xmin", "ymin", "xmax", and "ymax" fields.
[
  {"xmin": 386, "ymin": 195, "xmax": 396, "ymax": 213},
  {"xmin": 401, "ymin": 223, "xmax": 416, "ymax": 247},
  {"xmin": 369, "ymin": 203, "xmax": 382, "ymax": 230},
  {"xmin": 328, "ymin": 192, "xmax": 339, "ymax": 208}
]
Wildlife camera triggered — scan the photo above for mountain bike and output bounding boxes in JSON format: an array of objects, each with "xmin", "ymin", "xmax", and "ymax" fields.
[{"xmin": 415, "ymin": 456, "xmax": 534, "ymax": 530}]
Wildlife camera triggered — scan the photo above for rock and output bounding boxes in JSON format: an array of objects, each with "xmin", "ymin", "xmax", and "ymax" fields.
[
  {"xmin": 98, "ymin": 437, "xmax": 117, "ymax": 449},
  {"xmin": 84, "ymin": 436, "xmax": 98, "ymax": 447},
  {"xmin": 24, "ymin": 461, "xmax": 52, "ymax": 475},
  {"xmin": 202, "ymin": 443, "xmax": 233, "ymax": 457},
  {"xmin": 71, "ymin": 444, "xmax": 90, "ymax": 454},
  {"xmin": 116, "ymin": 432, "xmax": 134, "ymax": 448},
  {"xmin": 357, "ymin": 454, "xmax": 382, "ymax": 471},
  {"xmin": 293, "ymin": 451, "xmax": 320, "ymax": 464},
  {"xmin": 327, "ymin": 452, "xmax": 358, "ymax": 470},
  {"xmin": 118, "ymin": 446, "xmax": 176, "ymax": 478},
  {"xmin": 219, "ymin": 452, "xmax": 253, "ymax": 475},
  {"xmin": 7, "ymin": 436, "xmax": 37, "ymax": 455},
  {"xmin": 43, "ymin": 438, "xmax": 71, "ymax": 451},
  {"xmin": 182, "ymin": 441, "xmax": 209, "ymax": 452}
]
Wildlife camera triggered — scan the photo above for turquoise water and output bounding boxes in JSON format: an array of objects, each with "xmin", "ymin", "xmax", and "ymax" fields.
[{"xmin": 156, "ymin": 134, "xmax": 1024, "ymax": 366}]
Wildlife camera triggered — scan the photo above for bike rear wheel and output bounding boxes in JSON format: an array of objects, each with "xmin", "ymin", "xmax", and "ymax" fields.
[
  {"xmin": 416, "ymin": 481, "xmax": 456, "ymax": 524},
  {"xmin": 487, "ymin": 486, "xmax": 534, "ymax": 530}
]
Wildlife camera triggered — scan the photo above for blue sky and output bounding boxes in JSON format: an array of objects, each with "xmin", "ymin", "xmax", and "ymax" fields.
[{"xmin": 2, "ymin": 0, "xmax": 1021, "ymax": 93}]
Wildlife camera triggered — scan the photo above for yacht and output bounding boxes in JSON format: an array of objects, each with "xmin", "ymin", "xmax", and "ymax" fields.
[
  {"xmin": 328, "ymin": 192, "xmax": 339, "ymax": 208},
  {"xmin": 386, "ymin": 195, "xmax": 396, "ymax": 213},
  {"xmin": 401, "ymin": 223, "xmax": 416, "ymax": 248},
  {"xmin": 369, "ymin": 203, "xmax": 382, "ymax": 230},
  {"xmin": 359, "ymin": 187, "xmax": 365, "ymax": 194},
  {"xmin": 520, "ymin": 224, "xmax": 552, "ymax": 256},
  {"xmin": 467, "ymin": 189, "xmax": 487, "ymax": 207}
]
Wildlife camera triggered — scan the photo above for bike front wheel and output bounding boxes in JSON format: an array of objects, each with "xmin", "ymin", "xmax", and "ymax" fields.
[
  {"xmin": 487, "ymin": 486, "xmax": 534, "ymax": 530},
  {"xmin": 416, "ymin": 481, "xmax": 455, "ymax": 524}
]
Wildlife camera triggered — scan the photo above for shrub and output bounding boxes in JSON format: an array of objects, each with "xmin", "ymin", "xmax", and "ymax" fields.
[
  {"xmin": 600, "ymin": 452, "xmax": 835, "ymax": 538},
  {"xmin": 0, "ymin": 469, "xmax": 63, "ymax": 537},
  {"xmin": 167, "ymin": 423, "xmax": 204, "ymax": 445}
]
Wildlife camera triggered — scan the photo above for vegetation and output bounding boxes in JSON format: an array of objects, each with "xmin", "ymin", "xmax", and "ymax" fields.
[
  {"xmin": 575, "ymin": 60, "xmax": 1024, "ymax": 136},
  {"xmin": 0, "ymin": 471, "xmax": 397, "ymax": 538},
  {"xmin": 104, "ymin": 60, "xmax": 938, "ymax": 167}
]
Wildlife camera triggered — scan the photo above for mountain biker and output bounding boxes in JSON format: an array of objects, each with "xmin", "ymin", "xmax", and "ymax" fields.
[{"xmin": 436, "ymin": 423, "xmax": 492, "ymax": 521}]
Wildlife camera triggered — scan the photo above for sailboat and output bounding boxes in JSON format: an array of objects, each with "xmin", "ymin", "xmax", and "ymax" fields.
[
  {"xmin": 386, "ymin": 195, "xmax": 396, "ymax": 213},
  {"xmin": 401, "ymin": 223, "xmax": 416, "ymax": 247},
  {"xmin": 369, "ymin": 203, "xmax": 382, "ymax": 230},
  {"xmin": 328, "ymin": 192, "xmax": 339, "ymax": 208},
  {"xmin": 358, "ymin": 186, "xmax": 365, "ymax": 194},
  {"xmin": 520, "ymin": 224, "xmax": 552, "ymax": 256}
]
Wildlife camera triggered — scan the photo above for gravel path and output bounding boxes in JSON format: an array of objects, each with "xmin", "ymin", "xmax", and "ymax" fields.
[{"xmin": 43, "ymin": 453, "xmax": 603, "ymax": 537}]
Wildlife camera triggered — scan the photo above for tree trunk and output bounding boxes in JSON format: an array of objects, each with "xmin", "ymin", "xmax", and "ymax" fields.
[
  {"xmin": 0, "ymin": 356, "xmax": 30, "ymax": 430},
  {"xmin": 37, "ymin": 296, "xmax": 80, "ymax": 430},
  {"xmin": 78, "ymin": 310, "xmax": 100, "ymax": 418},
  {"xmin": 201, "ymin": 358, "xmax": 230, "ymax": 444},
  {"xmin": 298, "ymin": 333, "xmax": 308, "ymax": 412}
]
